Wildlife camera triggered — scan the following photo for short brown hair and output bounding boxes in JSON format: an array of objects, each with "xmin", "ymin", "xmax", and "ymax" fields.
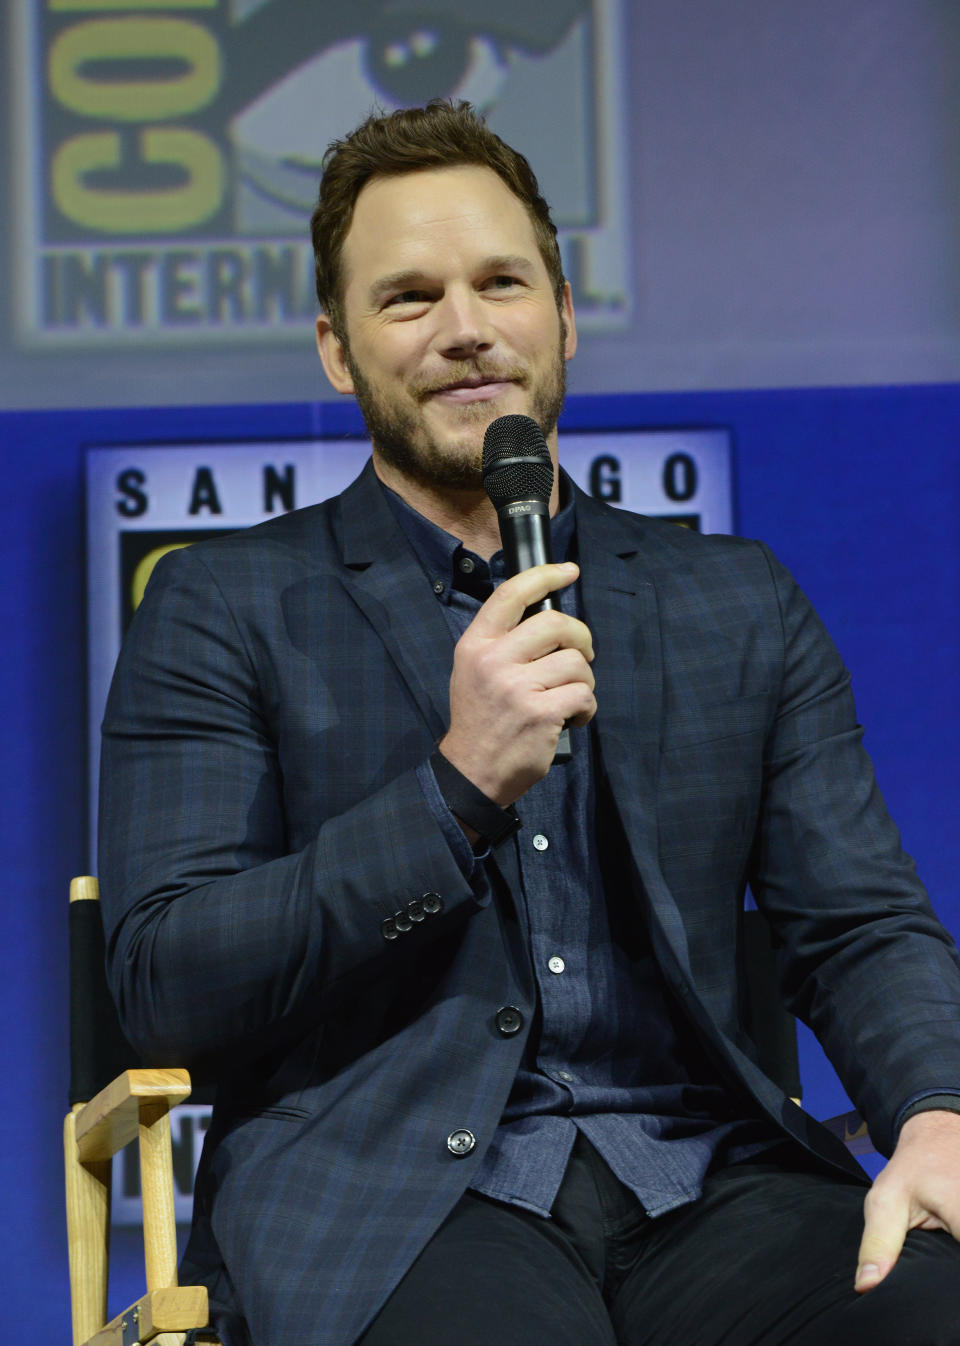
[{"xmin": 310, "ymin": 100, "xmax": 564, "ymax": 342}]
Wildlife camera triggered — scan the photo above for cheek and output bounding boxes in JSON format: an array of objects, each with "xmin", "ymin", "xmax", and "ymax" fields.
[
  {"xmin": 513, "ymin": 309, "xmax": 563, "ymax": 356},
  {"xmin": 347, "ymin": 344, "xmax": 400, "ymax": 393},
  {"xmin": 368, "ymin": 329, "xmax": 426, "ymax": 381}
]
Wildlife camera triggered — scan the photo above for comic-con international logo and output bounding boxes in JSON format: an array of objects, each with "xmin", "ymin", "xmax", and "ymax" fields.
[
  {"xmin": 14, "ymin": 0, "xmax": 629, "ymax": 347},
  {"xmin": 119, "ymin": 528, "xmax": 232, "ymax": 636}
]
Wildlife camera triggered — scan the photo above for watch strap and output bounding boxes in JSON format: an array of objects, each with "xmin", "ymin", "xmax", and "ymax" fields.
[{"xmin": 429, "ymin": 749, "xmax": 521, "ymax": 847}]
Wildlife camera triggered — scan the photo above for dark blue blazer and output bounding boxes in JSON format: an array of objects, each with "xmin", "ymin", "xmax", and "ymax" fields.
[{"xmin": 99, "ymin": 461, "xmax": 960, "ymax": 1346}]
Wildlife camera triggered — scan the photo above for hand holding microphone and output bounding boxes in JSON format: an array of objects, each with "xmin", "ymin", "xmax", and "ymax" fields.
[
  {"xmin": 482, "ymin": 413, "xmax": 575, "ymax": 763},
  {"xmin": 436, "ymin": 416, "xmax": 596, "ymax": 809}
]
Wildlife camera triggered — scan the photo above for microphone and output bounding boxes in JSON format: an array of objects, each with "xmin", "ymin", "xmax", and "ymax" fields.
[{"xmin": 481, "ymin": 414, "xmax": 571, "ymax": 764}]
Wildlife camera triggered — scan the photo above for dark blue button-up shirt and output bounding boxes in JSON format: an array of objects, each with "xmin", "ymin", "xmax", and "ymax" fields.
[{"xmin": 385, "ymin": 477, "xmax": 778, "ymax": 1219}]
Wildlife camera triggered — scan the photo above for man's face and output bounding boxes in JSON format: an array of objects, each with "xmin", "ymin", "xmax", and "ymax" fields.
[{"xmin": 316, "ymin": 165, "xmax": 577, "ymax": 493}]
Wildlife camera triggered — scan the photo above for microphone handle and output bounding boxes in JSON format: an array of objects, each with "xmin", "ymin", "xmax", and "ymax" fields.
[{"xmin": 497, "ymin": 501, "xmax": 572, "ymax": 764}]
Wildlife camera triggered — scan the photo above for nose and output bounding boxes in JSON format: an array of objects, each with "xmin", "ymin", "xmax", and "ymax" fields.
[{"xmin": 434, "ymin": 285, "xmax": 494, "ymax": 358}]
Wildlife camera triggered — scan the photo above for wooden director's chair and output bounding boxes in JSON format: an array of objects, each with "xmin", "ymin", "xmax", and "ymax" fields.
[{"xmin": 64, "ymin": 876, "xmax": 219, "ymax": 1346}]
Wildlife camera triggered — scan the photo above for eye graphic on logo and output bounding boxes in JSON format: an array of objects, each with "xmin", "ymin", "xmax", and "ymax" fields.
[
  {"xmin": 363, "ymin": 19, "xmax": 488, "ymax": 106},
  {"xmin": 227, "ymin": 1, "xmax": 590, "ymax": 230}
]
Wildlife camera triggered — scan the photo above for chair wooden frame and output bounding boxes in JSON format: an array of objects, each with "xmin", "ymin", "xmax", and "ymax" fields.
[{"xmin": 65, "ymin": 876, "xmax": 213, "ymax": 1346}]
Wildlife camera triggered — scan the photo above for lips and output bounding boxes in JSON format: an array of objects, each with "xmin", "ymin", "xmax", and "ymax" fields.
[{"xmin": 426, "ymin": 377, "xmax": 515, "ymax": 404}]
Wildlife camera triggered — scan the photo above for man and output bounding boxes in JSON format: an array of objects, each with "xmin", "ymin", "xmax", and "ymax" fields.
[{"xmin": 99, "ymin": 101, "xmax": 960, "ymax": 1345}]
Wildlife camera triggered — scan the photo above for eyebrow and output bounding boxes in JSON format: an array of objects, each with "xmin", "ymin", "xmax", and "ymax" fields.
[{"xmin": 367, "ymin": 255, "xmax": 538, "ymax": 305}]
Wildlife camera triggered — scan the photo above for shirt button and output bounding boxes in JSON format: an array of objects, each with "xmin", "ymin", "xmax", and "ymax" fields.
[
  {"xmin": 548, "ymin": 956, "xmax": 565, "ymax": 974},
  {"xmin": 432, "ymin": 580, "xmax": 445, "ymax": 595},
  {"xmin": 458, "ymin": 556, "xmax": 476, "ymax": 574},
  {"xmin": 532, "ymin": 833, "xmax": 549, "ymax": 851},
  {"xmin": 557, "ymin": 1070, "xmax": 575, "ymax": 1084},
  {"xmin": 495, "ymin": 1006, "xmax": 524, "ymax": 1036},
  {"xmin": 446, "ymin": 1128, "xmax": 476, "ymax": 1156}
]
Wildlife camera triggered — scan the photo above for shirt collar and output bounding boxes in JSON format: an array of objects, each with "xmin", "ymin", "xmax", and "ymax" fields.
[{"xmin": 381, "ymin": 469, "xmax": 577, "ymax": 603}]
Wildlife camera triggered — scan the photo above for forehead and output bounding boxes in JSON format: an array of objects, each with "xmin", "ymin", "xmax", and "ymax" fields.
[{"xmin": 340, "ymin": 165, "xmax": 546, "ymax": 297}]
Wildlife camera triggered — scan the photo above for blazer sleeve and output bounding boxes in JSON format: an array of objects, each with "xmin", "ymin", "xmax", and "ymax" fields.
[
  {"xmin": 98, "ymin": 543, "xmax": 490, "ymax": 1067},
  {"xmin": 747, "ymin": 542, "xmax": 960, "ymax": 1154}
]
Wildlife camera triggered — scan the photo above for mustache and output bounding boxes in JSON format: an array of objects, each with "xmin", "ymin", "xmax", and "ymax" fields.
[{"xmin": 412, "ymin": 363, "xmax": 527, "ymax": 398}]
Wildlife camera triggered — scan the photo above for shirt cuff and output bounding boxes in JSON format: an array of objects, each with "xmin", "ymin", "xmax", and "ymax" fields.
[
  {"xmin": 894, "ymin": 1090, "xmax": 960, "ymax": 1138},
  {"xmin": 416, "ymin": 758, "xmax": 490, "ymax": 876}
]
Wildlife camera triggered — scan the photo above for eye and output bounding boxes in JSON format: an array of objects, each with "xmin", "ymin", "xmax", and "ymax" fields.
[
  {"xmin": 386, "ymin": 290, "xmax": 430, "ymax": 306},
  {"xmin": 486, "ymin": 274, "xmax": 522, "ymax": 292}
]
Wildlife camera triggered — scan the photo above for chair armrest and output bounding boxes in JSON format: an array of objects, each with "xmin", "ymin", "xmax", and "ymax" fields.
[
  {"xmin": 76, "ymin": 1069, "xmax": 192, "ymax": 1163},
  {"xmin": 84, "ymin": 1286, "xmax": 208, "ymax": 1346}
]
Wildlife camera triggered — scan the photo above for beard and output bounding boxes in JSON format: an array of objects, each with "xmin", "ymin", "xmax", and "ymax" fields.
[{"xmin": 346, "ymin": 335, "xmax": 567, "ymax": 493}]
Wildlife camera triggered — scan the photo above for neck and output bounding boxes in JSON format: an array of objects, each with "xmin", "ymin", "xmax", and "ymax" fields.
[
  {"xmin": 371, "ymin": 452, "xmax": 557, "ymax": 557},
  {"xmin": 372, "ymin": 450, "xmax": 561, "ymax": 561}
]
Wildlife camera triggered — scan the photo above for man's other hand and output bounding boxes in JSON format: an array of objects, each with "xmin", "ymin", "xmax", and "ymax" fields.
[
  {"xmin": 438, "ymin": 562, "xmax": 596, "ymax": 807},
  {"xmin": 855, "ymin": 1108, "xmax": 960, "ymax": 1291}
]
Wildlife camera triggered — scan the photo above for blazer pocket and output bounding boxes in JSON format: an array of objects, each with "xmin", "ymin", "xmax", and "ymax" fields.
[
  {"xmin": 661, "ymin": 691, "xmax": 770, "ymax": 751},
  {"xmin": 229, "ymin": 1104, "xmax": 312, "ymax": 1124}
]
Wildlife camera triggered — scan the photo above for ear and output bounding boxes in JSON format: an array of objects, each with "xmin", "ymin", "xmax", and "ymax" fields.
[
  {"xmin": 560, "ymin": 282, "xmax": 578, "ymax": 361},
  {"xmin": 316, "ymin": 314, "xmax": 355, "ymax": 394}
]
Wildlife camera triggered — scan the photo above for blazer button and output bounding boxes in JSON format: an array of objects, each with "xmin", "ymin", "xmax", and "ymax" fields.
[
  {"xmin": 406, "ymin": 899, "xmax": 425, "ymax": 922},
  {"xmin": 380, "ymin": 917, "xmax": 399, "ymax": 941},
  {"xmin": 394, "ymin": 910, "xmax": 413, "ymax": 933},
  {"xmin": 495, "ymin": 1006, "xmax": 524, "ymax": 1036},
  {"xmin": 422, "ymin": 892, "xmax": 443, "ymax": 915},
  {"xmin": 446, "ymin": 1128, "xmax": 476, "ymax": 1156}
]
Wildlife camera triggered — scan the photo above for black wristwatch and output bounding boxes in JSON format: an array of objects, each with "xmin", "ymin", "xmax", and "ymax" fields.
[{"xmin": 430, "ymin": 749, "xmax": 522, "ymax": 848}]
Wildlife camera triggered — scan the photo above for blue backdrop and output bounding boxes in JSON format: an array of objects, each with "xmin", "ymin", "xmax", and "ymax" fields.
[{"xmin": 2, "ymin": 384, "xmax": 958, "ymax": 1334}]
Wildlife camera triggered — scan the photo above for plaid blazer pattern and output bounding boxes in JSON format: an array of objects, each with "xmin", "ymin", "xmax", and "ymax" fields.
[{"xmin": 98, "ymin": 461, "xmax": 960, "ymax": 1346}]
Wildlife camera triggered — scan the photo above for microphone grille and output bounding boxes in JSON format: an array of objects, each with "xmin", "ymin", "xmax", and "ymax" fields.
[{"xmin": 481, "ymin": 415, "xmax": 554, "ymax": 508}]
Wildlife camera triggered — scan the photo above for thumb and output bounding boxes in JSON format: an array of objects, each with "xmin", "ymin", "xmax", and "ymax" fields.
[{"xmin": 855, "ymin": 1185, "xmax": 909, "ymax": 1292}]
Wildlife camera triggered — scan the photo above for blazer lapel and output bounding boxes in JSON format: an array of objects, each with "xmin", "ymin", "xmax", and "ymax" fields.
[
  {"xmin": 336, "ymin": 462, "xmax": 455, "ymax": 742},
  {"xmin": 575, "ymin": 487, "xmax": 695, "ymax": 982}
]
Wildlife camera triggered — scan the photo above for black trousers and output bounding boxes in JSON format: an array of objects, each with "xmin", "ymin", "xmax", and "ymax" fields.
[{"xmin": 357, "ymin": 1134, "xmax": 960, "ymax": 1346}]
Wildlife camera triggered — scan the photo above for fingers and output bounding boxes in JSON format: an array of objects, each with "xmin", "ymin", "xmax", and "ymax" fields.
[
  {"xmin": 499, "ymin": 607, "xmax": 595, "ymax": 666},
  {"xmin": 526, "ymin": 646, "xmax": 596, "ymax": 695},
  {"xmin": 525, "ymin": 665, "xmax": 597, "ymax": 730},
  {"xmin": 855, "ymin": 1184, "xmax": 910, "ymax": 1292},
  {"xmin": 456, "ymin": 607, "xmax": 596, "ymax": 731},
  {"xmin": 469, "ymin": 562, "xmax": 582, "ymax": 637}
]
